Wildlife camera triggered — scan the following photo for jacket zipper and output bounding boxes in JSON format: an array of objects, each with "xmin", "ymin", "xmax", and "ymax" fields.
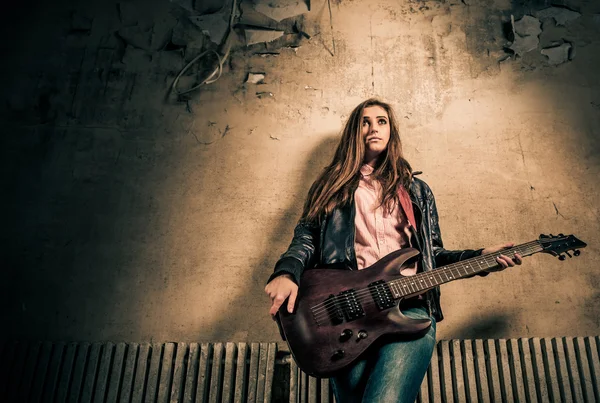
[
  {"xmin": 410, "ymin": 191, "xmax": 433, "ymax": 317},
  {"xmin": 350, "ymin": 199, "xmax": 358, "ymax": 270},
  {"xmin": 410, "ymin": 199, "xmax": 424, "ymax": 255}
]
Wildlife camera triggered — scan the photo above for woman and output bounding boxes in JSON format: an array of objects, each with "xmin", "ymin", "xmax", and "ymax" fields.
[{"xmin": 265, "ymin": 98, "xmax": 521, "ymax": 402}]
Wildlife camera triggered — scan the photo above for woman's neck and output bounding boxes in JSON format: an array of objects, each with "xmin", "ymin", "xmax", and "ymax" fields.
[{"xmin": 364, "ymin": 155, "xmax": 382, "ymax": 169}]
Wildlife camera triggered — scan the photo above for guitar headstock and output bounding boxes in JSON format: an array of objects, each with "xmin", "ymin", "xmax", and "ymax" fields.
[{"xmin": 539, "ymin": 233, "xmax": 587, "ymax": 260}]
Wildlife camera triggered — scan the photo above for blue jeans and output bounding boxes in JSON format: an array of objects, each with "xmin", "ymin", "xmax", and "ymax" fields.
[{"xmin": 330, "ymin": 307, "xmax": 436, "ymax": 403}]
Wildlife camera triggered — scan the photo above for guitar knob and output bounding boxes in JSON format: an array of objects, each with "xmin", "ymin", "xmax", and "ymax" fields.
[
  {"xmin": 339, "ymin": 329, "xmax": 353, "ymax": 342},
  {"xmin": 574, "ymin": 250, "xmax": 581, "ymax": 256},
  {"xmin": 331, "ymin": 349, "xmax": 345, "ymax": 361},
  {"xmin": 558, "ymin": 254, "xmax": 566, "ymax": 261},
  {"xmin": 357, "ymin": 330, "xmax": 368, "ymax": 340}
]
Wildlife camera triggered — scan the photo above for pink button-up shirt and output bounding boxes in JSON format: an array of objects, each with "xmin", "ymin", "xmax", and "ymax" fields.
[{"xmin": 354, "ymin": 164, "xmax": 417, "ymax": 275}]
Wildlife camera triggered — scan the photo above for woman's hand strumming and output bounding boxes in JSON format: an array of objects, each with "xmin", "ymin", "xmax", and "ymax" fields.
[{"xmin": 265, "ymin": 274, "xmax": 298, "ymax": 316}]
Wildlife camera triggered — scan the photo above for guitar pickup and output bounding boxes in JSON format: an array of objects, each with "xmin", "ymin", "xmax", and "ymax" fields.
[
  {"xmin": 338, "ymin": 289, "xmax": 365, "ymax": 321},
  {"xmin": 369, "ymin": 280, "xmax": 396, "ymax": 310}
]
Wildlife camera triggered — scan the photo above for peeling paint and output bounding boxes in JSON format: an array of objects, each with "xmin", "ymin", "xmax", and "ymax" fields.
[
  {"xmin": 246, "ymin": 73, "xmax": 266, "ymax": 84},
  {"xmin": 244, "ymin": 29, "xmax": 286, "ymax": 46},
  {"xmin": 253, "ymin": 0, "xmax": 309, "ymax": 22},
  {"xmin": 533, "ymin": 6, "xmax": 581, "ymax": 26},
  {"xmin": 541, "ymin": 42, "xmax": 573, "ymax": 65},
  {"xmin": 189, "ymin": 13, "xmax": 229, "ymax": 45},
  {"xmin": 514, "ymin": 15, "xmax": 541, "ymax": 37},
  {"xmin": 508, "ymin": 15, "xmax": 541, "ymax": 57}
]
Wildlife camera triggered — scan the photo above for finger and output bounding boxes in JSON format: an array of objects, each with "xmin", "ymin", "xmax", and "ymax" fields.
[
  {"xmin": 269, "ymin": 302, "xmax": 280, "ymax": 316},
  {"xmin": 502, "ymin": 254, "xmax": 516, "ymax": 267},
  {"xmin": 498, "ymin": 254, "xmax": 515, "ymax": 267},
  {"xmin": 514, "ymin": 253, "xmax": 523, "ymax": 264},
  {"xmin": 496, "ymin": 255, "xmax": 509, "ymax": 269},
  {"xmin": 287, "ymin": 289, "xmax": 298, "ymax": 313},
  {"xmin": 269, "ymin": 295, "xmax": 286, "ymax": 316}
]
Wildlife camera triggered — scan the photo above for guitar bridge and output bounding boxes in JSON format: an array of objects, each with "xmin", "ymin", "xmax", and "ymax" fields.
[
  {"xmin": 324, "ymin": 294, "xmax": 344, "ymax": 325},
  {"xmin": 369, "ymin": 280, "xmax": 396, "ymax": 310}
]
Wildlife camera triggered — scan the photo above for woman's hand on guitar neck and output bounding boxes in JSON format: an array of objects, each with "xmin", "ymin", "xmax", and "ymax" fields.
[
  {"xmin": 482, "ymin": 242, "xmax": 523, "ymax": 272},
  {"xmin": 265, "ymin": 274, "xmax": 299, "ymax": 317}
]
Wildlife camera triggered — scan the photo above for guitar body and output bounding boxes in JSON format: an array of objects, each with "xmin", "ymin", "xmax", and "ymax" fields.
[{"xmin": 277, "ymin": 248, "xmax": 432, "ymax": 378}]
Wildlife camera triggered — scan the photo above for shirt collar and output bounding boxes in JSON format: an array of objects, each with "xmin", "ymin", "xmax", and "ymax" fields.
[{"xmin": 360, "ymin": 164, "xmax": 375, "ymax": 177}]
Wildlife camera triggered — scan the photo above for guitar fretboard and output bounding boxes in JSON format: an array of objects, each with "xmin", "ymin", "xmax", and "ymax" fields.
[{"xmin": 388, "ymin": 241, "xmax": 544, "ymax": 298}]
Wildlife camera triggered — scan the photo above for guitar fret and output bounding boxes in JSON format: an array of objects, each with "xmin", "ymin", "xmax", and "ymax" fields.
[{"xmin": 475, "ymin": 259, "xmax": 483, "ymax": 271}]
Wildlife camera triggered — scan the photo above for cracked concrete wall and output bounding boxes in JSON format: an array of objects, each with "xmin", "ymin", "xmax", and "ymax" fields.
[{"xmin": 1, "ymin": 0, "xmax": 599, "ymax": 343}]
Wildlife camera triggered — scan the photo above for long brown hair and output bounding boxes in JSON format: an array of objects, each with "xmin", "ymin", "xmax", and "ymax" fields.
[{"xmin": 301, "ymin": 98, "xmax": 413, "ymax": 224}]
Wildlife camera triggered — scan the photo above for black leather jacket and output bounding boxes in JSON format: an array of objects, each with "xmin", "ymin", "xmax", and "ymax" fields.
[{"xmin": 269, "ymin": 175, "xmax": 483, "ymax": 322}]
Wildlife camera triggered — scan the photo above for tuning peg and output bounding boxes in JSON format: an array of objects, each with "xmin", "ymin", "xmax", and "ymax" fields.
[
  {"xmin": 574, "ymin": 250, "xmax": 581, "ymax": 256},
  {"xmin": 540, "ymin": 234, "xmax": 548, "ymax": 238},
  {"xmin": 558, "ymin": 254, "xmax": 566, "ymax": 261},
  {"xmin": 559, "ymin": 233, "xmax": 564, "ymax": 237},
  {"xmin": 565, "ymin": 251, "xmax": 572, "ymax": 258}
]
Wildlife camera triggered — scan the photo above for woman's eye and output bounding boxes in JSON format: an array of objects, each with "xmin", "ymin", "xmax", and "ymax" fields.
[
  {"xmin": 362, "ymin": 121, "xmax": 369, "ymax": 126},
  {"xmin": 379, "ymin": 119, "xmax": 387, "ymax": 125}
]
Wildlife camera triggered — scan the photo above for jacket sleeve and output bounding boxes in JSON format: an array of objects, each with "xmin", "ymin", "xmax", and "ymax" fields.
[
  {"xmin": 426, "ymin": 185, "xmax": 485, "ymax": 270},
  {"xmin": 267, "ymin": 220, "xmax": 320, "ymax": 285}
]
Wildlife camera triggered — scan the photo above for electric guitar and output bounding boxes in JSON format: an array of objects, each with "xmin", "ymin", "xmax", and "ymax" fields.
[{"xmin": 276, "ymin": 234, "xmax": 587, "ymax": 377}]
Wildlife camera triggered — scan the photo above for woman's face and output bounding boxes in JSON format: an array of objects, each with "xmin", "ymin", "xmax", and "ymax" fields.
[{"xmin": 361, "ymin": 105, "xmax": 391, "ymax": 166}]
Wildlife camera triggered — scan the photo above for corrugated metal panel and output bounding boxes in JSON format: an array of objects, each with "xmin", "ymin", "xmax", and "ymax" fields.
[
  {"xmin": 0, "ymin": 342, "xmax": 277, "ymax": 403},
  {"xmin": 286, "ymin": 337, "xmax": 600, "ymax": 403},
  {"xmin": 234, "ymin": 343, "xmax": 249, "ymax": 403},
  {"xmin": 105, "ymin": 342, "xmax": 127, "ymax": 403},
  {"xmin": 587, "ymin": 336, "xmax": 600, "ymax": 402},
  {"xmin": 0, "ymin": 338, "xmax": 598, "ymax": 402},
  {"xmin": 474, "ymin": 339, "xmax": 491, "ymax": 402},
  {"xmin": 529, "ymin": 337, "xmax": 550, "ymax": 402},
  {"xmin": 484, "ymin": 339, "xmax": 501, "ymax": 402}
]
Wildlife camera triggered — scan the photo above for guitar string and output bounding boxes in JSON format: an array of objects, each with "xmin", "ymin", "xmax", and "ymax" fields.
[
  {"xmin": 309, "ymin": 243, "xmax": 541, "ymax": 320},
  {"xmin": 308, "ymin": 242, "xmax": 542, "ymax": 320},
  {"xmin": 311, "ymin": 246, "xmax": 541, "ymax": 325},
  {"xmin": 311, "ymin": 238, "xmax": 572, "ymax": 325},
  {"xmin": 310, "ymin": 243, "xmax": 545, "ymax": 325},
  {"xmin": 311, "ymin": 241, "xmax": 533, "ymax": 318},
  {"xmin": 308, "ymin": 241, "xmax": 541, "ymax": 314}
]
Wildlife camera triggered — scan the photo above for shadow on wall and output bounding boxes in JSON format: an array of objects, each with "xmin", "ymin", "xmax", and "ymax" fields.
[
  {"xmin": 200, "ymin": 135, "xmax": 341, "ymax": 342},
  {"xmin": 1, "ymin": 0, "xmax": 599, "ymax": 343},
  {"xmin": 0, "ymin": 0, "xmax": 186, "ymax": 341},
  {"xmin": 454, "ymin": 315, "xmax": 514, "ymax": 340}
]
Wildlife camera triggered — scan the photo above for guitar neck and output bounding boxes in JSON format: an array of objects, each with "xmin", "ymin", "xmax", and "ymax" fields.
[{"xmin": 388, "ymin": 240, "xmax": 544, "ymax": 298}]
